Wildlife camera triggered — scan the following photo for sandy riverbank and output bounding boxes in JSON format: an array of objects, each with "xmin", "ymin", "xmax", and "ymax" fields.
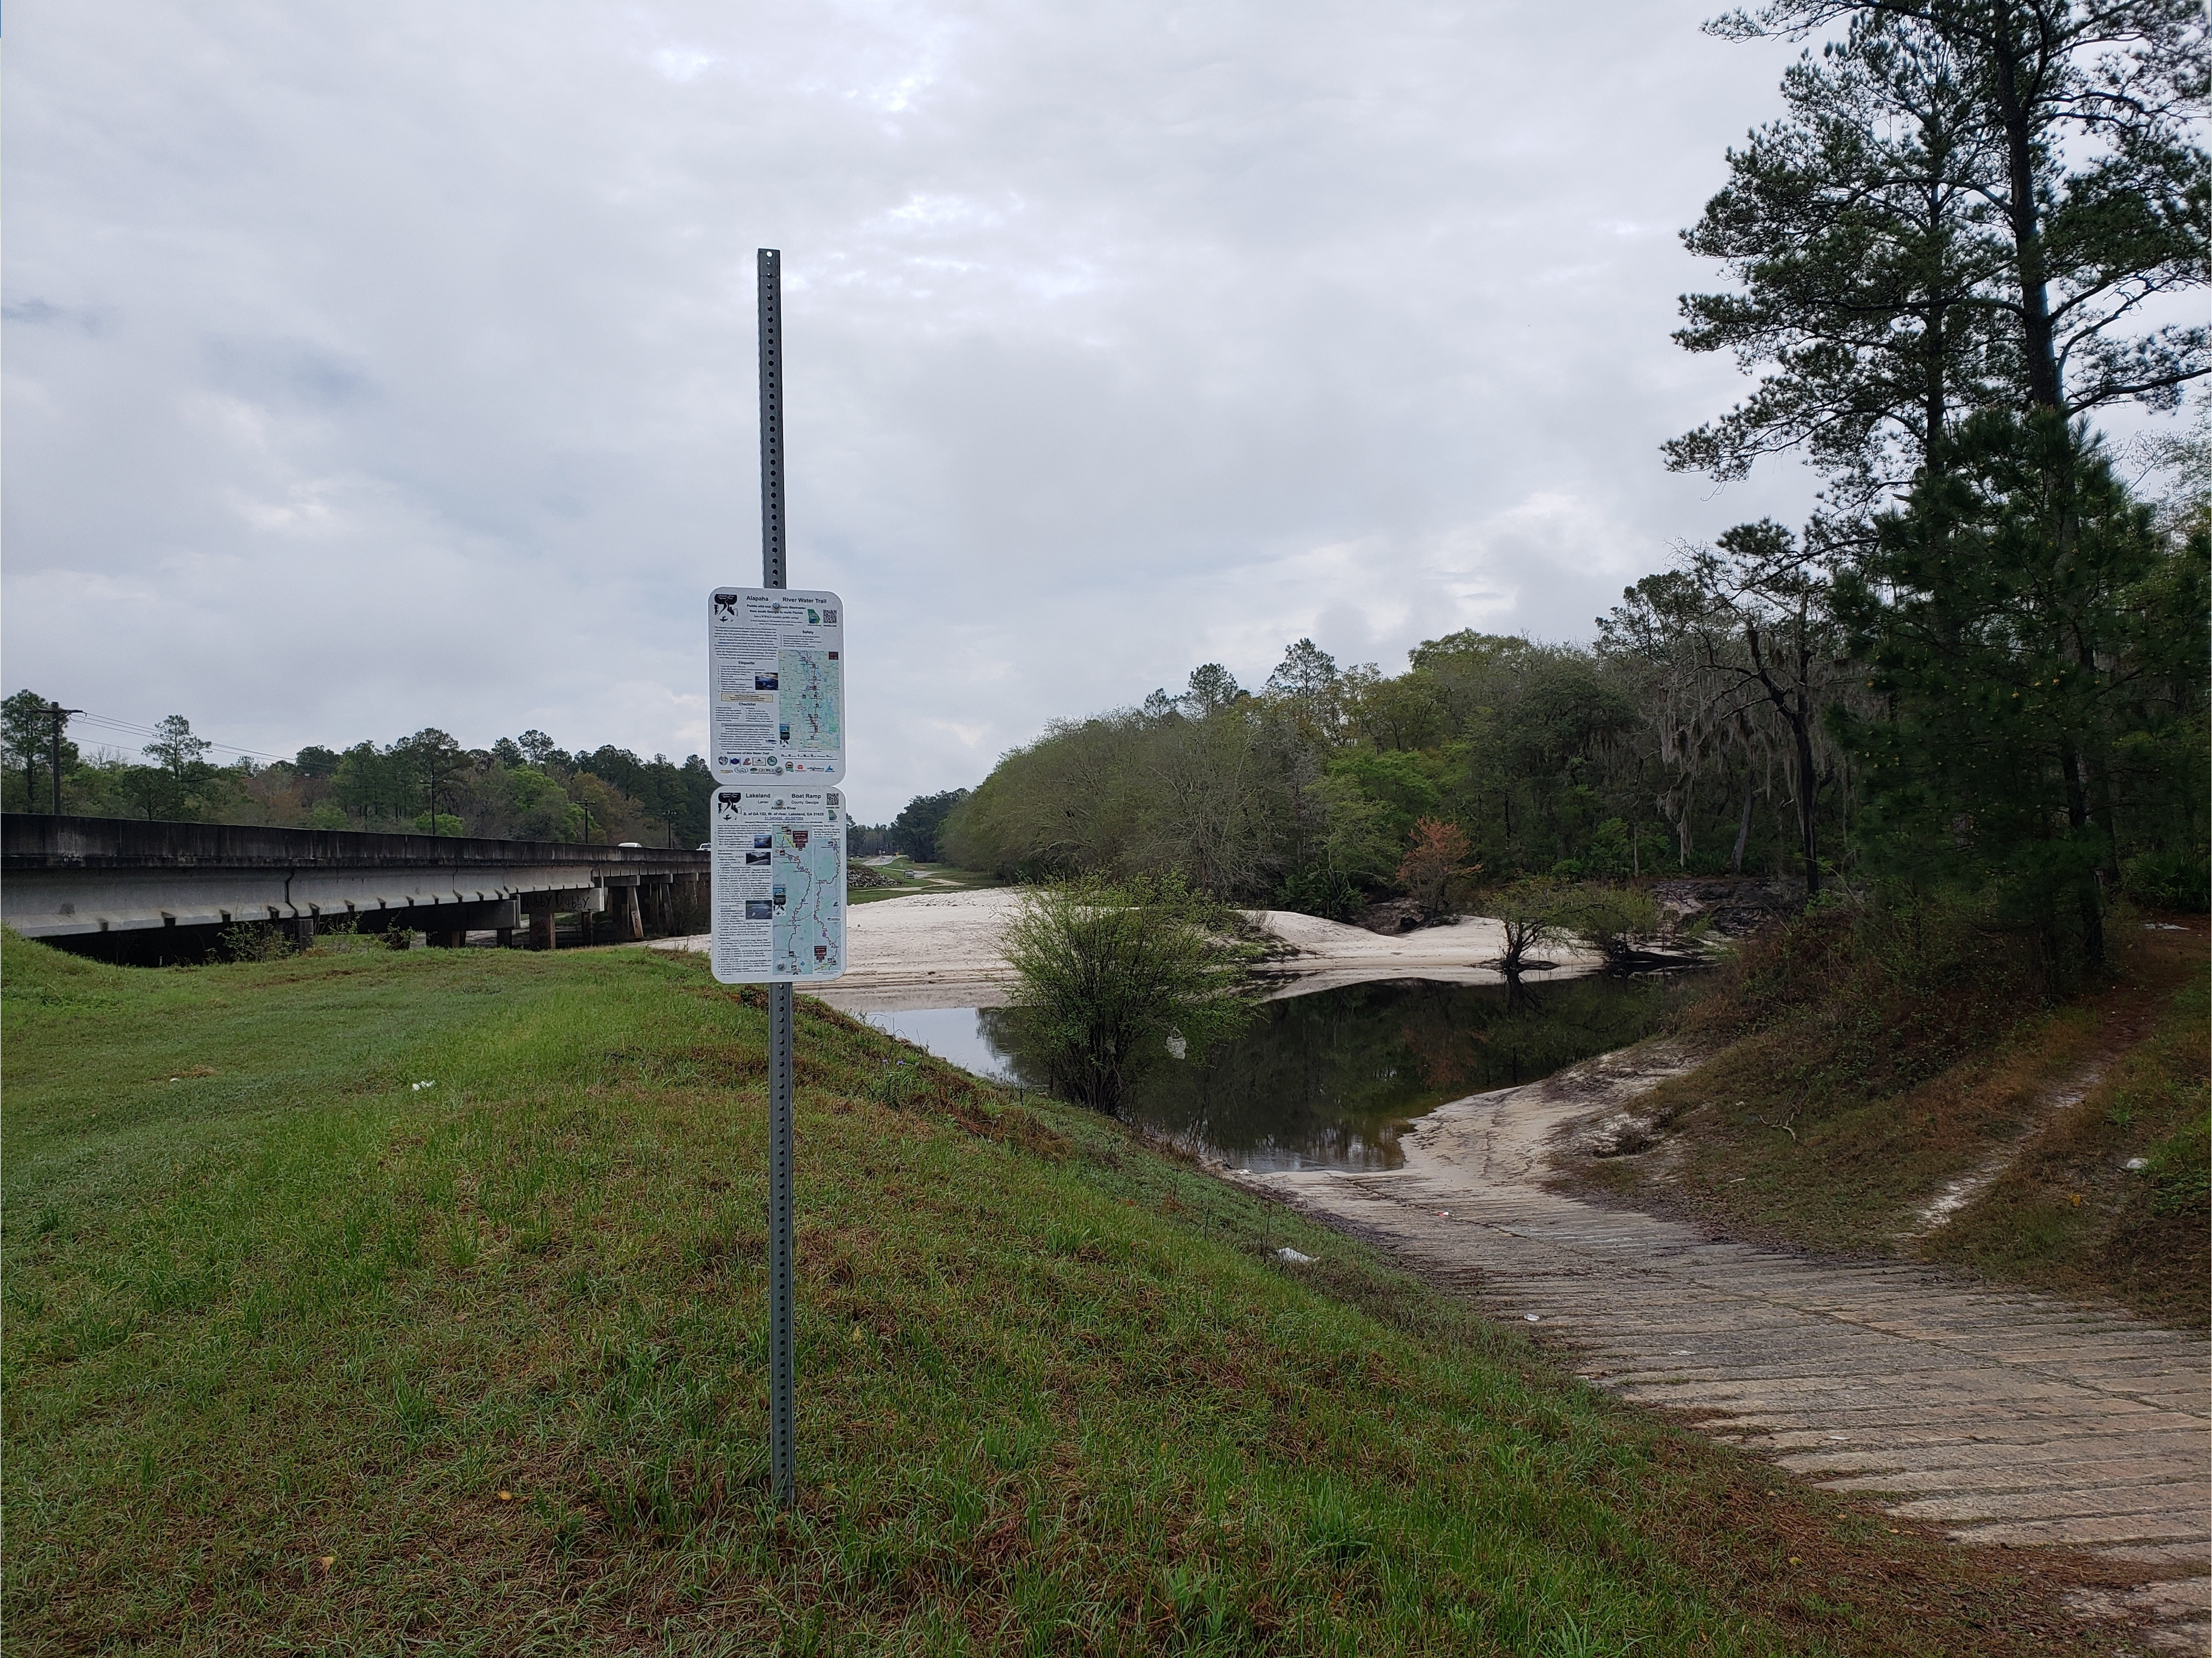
[{"xmin": 651, "ymin": 887, "xmax": 1603, "ymax": 1012}]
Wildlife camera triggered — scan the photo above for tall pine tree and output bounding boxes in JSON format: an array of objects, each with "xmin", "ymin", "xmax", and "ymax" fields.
[{"xmin": 1831, "ymin": 411, "xmax": 2197, "ymax": 964}]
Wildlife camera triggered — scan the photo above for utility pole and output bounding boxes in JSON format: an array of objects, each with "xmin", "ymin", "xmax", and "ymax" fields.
[
  {"xmin": 46, "ymin": 703, "xmax": 80, "ymax": 815},
  {"xmin": 758, "ymin": 246, "xmax": 798, "ymax": 1511}
]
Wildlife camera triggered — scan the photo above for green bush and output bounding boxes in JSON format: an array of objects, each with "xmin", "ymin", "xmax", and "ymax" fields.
[
  {"xmin": 217, "ymin": 921, "xmax": 297, "ymax": 964},
  {"xmin": 1476, "ymin": 876, "xmax": 1571, "ymax": 975},
  {"xmin": 1559, "ymin": 885, "xmax": 1661, "ymax": 967},
  {"xmin": 1001, "ymin": 872, "xmax": 1261, "ymax": 1114},
  {"xmin": 2123, "ymin": 849, "xmax": 2210, "ymax": 913},
  {"xmin": 1274, "ymin": 863, "xmax": 1362, "ymax": 921}
]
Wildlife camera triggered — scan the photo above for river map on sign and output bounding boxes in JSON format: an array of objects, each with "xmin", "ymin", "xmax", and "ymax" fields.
[
  {"xmin": 772, "ymin": 825, "xmax": 842, "ymax": 976},
  {"xmin": 779, "ymin": 649, "xmax": 842, "ymax": 752}
]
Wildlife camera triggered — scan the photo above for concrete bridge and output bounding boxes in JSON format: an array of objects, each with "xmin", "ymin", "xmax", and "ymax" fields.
[{"xmin": 2, "ymin": 815, "xmax": 708, "ymax": 962}]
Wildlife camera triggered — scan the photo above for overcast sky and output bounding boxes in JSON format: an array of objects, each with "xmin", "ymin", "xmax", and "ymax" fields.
[{"xmin": 5, "ymin": 1, "xmax": 1847, "ymax": 821}]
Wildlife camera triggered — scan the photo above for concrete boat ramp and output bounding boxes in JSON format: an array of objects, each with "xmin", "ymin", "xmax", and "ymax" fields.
[{"xmin": 1255, "ymin": 1048, "xmax": 2211, "ymax": 1652}]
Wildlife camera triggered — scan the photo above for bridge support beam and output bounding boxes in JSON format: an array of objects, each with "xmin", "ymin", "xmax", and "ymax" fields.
[{"xmin": 609, "ymin": 881, "xmax": 644, "ymax": 942}]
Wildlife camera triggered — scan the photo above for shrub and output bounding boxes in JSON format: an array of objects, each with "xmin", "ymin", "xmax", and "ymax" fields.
[
  {"xmin": 1001, "ymin": 872, "xmax": 1260, "ymax": 1115},
  {"xmin": 1558, "ymin": 885, "xmax": 1661, "ymax": 968},
  {"xmin": 2124, "ymin": 849, "xmax": 2210, "ymax": 913},
  {"xmin": 1273, "ymin": 864, "xmax": 1362, "ymax": 922},
  {"xmin": 1477, "ymin": 876, "xmax": 1571, "ymax": 975},
  {"xmin": 217, "ymin": 921, "xmax": 296, "ymax": 964},
  {"xmin": 1681, "ymin": 893, "xmax": 2046, "ymax": 1099},
  {"xmin": 1396, "ymin": 817, "xmax": 1477, "ymax": 913}
]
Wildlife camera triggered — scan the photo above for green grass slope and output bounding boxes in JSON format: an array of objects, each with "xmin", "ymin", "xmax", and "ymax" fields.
[
  {"xmin": 1, "ymin": 933, "xmax": 2142, "ymax": 1654},
  {"xmin": 1924, "ymin": 964, "xmax": 2210, "ymax": 1325},
  {"xmin": 1566, "ymin": 909, "xmax": 2208, "ymax": 1326}
]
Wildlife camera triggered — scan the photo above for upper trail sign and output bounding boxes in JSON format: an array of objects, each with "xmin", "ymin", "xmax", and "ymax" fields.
[{"xmin": 708, "ymin": 587, "xmax": 846, "ymax": 784}]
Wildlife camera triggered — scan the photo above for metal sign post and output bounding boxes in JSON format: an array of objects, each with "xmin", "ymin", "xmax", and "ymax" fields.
[
  {"xmin": 758, "ymin": 247, "xmax": 797, "ymax": 1509},
  {"xmin": 703, "ymin": 249, "xmax": 848, "ymax": 1511}
]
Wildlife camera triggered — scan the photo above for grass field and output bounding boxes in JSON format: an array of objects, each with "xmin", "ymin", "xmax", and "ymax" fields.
[{"xmin": 1, "ymin": 931, "xmax": 2154, "ymax": 1654}]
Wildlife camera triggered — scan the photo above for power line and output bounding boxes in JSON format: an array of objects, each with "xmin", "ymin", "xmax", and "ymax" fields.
[{"xmin": 67, "ymin": 711, "xmax": 291, "ymax": 764}]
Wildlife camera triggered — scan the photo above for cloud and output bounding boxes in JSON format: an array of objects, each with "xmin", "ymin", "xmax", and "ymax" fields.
[
  {"xmin": 4, "ymin": 297, "xmax": 111, "ymax": 334},
  {"xmin": 650, "ymin": 45, "xmax": 721, "ymax": 84},
  {"xmin": 3, "ymin": 0, "xmax": 1853, "ymax": 820}
]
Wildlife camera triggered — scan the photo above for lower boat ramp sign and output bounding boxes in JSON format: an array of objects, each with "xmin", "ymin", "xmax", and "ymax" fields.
[{"xmin": 708, "ymin": 788, "xmax": 847, "ymax": 985}]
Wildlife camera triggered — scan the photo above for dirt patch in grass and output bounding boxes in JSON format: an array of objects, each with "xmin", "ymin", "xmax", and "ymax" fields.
[
  {"xmin": 1559, "ymin": 906, "xmax": 2208, "ymax": 1322},
  {"xmin": 1924, "ymin": 959, "xmax": 2210, "ymax": 1327}
]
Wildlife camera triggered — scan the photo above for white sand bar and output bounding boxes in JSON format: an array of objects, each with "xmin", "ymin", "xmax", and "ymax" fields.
[{"xmin": 652, "ymin": 888, "xmax": 1601, "ymax": 1012}]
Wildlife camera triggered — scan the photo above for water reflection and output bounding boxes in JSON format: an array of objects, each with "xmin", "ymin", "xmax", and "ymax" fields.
[
  {"xmin": 858, "ymin": 1006, "xmax": 1019, "ymax": 1084},
  {"xmin": 863, "ymin": 973, "xmax": 1691, "ymax": 1172}
]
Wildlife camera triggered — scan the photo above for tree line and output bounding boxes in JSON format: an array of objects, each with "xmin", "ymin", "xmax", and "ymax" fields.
[
  {"xmin": 947, "ymin": 0, "xmax": 2209, "ymax": 969},
  {"xmin": 0, "ymin": 706, "xmax": 719, "ymax": 848},
  {"xmin": 0, "ymin": 699, "xmax": 984, "ymax": 863}
]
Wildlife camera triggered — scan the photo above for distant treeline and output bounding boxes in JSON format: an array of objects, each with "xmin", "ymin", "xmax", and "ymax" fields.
[
  {"xmin": 945, "ymin": 439, "xmax": 2209, "ymax": 953},
  {"xmin": 0, "ymin": 711, "xmax": 717, "ymax": 848},
  {"xmin": 943, "ymin": 633, "xmax": 1755, "ymax": 916},
  {"xmin": 950, "ymin": 0, "xmax": 2212, "ymax": 970},
  {"xmin": 0, "ymin": 703, "xmax": 985, "ymax": 862}
]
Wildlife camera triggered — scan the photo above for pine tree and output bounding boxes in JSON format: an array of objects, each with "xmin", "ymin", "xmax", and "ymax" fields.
[
  {"xmin": 1831, "ymin": 410, "xmax": 2192, "ymax": 965},
  {"xmin": 1669, "ymin": 15, "xmax": 2017, "ymax": 508},
  {"xmin": 1706, "ymin": 1, "xmax": 2207, "ymax": 424}
]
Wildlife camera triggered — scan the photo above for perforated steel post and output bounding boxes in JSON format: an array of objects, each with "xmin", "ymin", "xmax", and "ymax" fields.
[{"xmin": 758, "ymin": 246, "xmax": 797, "ymax": 1509}]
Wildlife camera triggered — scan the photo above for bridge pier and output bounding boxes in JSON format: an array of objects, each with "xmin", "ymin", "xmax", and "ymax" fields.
[
  {"xmin": 608, "ymin": 879, "xmax": 644, "ymax": 942},
  {"xmin": 526, "ymin": 899, "xmax": 557, "ymax": 951}
]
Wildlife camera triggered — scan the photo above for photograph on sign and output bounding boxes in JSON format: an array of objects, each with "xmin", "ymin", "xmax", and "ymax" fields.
[
  {"xmin": 709, "ymin": 787, "xmax": 847, "ymax": 984},
  {"xmin": 708, "ymin": 588, "xmax": 845, "ymax": 784}
]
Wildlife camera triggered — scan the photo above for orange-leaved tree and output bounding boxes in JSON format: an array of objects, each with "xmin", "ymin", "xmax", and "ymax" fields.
[{"xmin": 1397, "ymin": 817, "xmax": 1477, "ymax": 913}]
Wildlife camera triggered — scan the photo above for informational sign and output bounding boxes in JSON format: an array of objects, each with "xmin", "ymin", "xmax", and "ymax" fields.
[
  {"xmin": 708, "ymin": 587, "xmax": 845, "ymax": 784},
  {"xmin": 709, "ymin": 787, "xmax": 847, "ymax": 984}
]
